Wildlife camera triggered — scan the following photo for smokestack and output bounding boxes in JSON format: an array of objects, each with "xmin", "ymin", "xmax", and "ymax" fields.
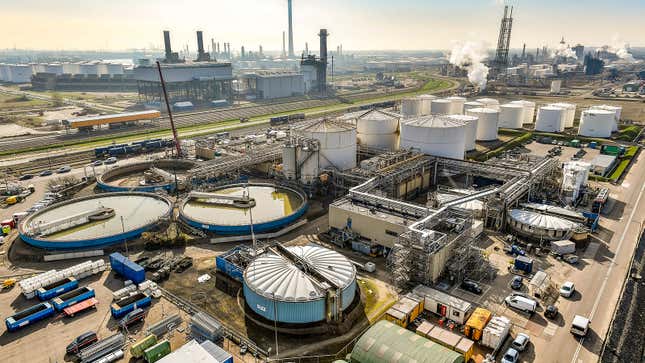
[
  {"xmin": 259, "ymin": 45, "xmax": 263, "ymax": 56},
  {"xmin": 282, "ymin": 31, "xmax": 287, "ymax": 58},
  {"xmin": 287, "ymin": 0, "xmax": 295, "ymax": 57},
  {"xmin": 319, "ymin": 29, "xmax": 328, "ymax": 62},
  {"xmin": 305, "ymin": 42, "xmax": 308, "ymax": 56},
  {"xmin": 211, "ymin": 38, "xmax": 216, "ymax": 58},
  {"xmin": 163, "ymin": 30, "xmax": 172, "ymax": 60},
  {"xmin": 195, "ymin": 31, "xmax": 210, "ymax": 61},
  {"xmin": 318, "ymin": 29, "xmax": 328, "ymax": 94},
  {"xmin": 241, "ymin": 46, "xmax": 245, "ymax": 59}
]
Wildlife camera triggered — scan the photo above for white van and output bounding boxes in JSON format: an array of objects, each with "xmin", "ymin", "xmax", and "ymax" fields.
[
  {"xmin": 570, "ymin": 315, "xmax": 590, "ymax": 336},
  {"xmin": 505, "ymin": 295, "xmax": 537, "ymax": 313}
]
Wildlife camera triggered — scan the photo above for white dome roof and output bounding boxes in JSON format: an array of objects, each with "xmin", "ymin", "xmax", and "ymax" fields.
[{"xmin": 508, "ymin": 209, "xmax": 579, "ymax": 231}]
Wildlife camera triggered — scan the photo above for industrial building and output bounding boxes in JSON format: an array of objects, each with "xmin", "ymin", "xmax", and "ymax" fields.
[
  {"xmin": 300, "ymin": 29, "xmax": 329, "ymax": 94},
  {"xmin": 239, "ymin": 71, "xmax": 305, "ymax": 99}
]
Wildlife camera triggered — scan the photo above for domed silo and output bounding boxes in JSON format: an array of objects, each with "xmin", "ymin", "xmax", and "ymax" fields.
[
  {"xmin": 509, "ymin": 100, "xmax": 536, "ymax": 124},
  {"xmin": 476, "ymin": 98, "xmax": 500, "ymax": 110},
  {"xmin": 549, "ymin": 102, "xmax": 576, "ymax": 128},
  {"xmin": 466, "ymin": 107, "xmax": 499, "ymax": 141},
  {"xmin": 464, "ymin": 101, "xmax": 485, "ymax": 113},
  {"xmin": 401, "ymin": 97, "xmax": 423, "ymax": 118},
  {"xmin": 590, "ymin": 105, "xmax": 621, "ymax": 131},
  {"xmin": 447, "ymin": 114, "xmax": 478, "ymax": 151},
  {"xmin": 243, "ymin": 245, "xmax": 357, "ymax": 324},
  {"xmin": 294, "ymin": 119, "xmax": 357, "ymax": 178},
  {"xmin": 400, "ymin": 115, "xmax": 467, "ymax": 159},
  {"xmin": 356, "ymin": 109, "xmax": 400, "ymax": 151},
  {"xmin": 535, "ymin": 106, "xmax": 565, "ymax": 132},
  {"xmin": 430, "ymin": 99, "xmax": 453, "ymax": 115},
  {"xmin": 498, "ymin": 103, "xmax": 526, "ymax": 129},
  {"xmin": 507, "ymin": 209, "xmax": 579, "ymax": 241},
  {"xmin": 578, "ymin": 109, "xmax": 614, "ymax": 138},
  {"xmin": 445, "ymin": 96, "xmax": 467, "ymax": 114}
]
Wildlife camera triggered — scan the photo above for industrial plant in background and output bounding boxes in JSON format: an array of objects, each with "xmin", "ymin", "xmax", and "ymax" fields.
[{"xmin": 300, "ymin": 29, "xmax": 329, "ymax": 95}]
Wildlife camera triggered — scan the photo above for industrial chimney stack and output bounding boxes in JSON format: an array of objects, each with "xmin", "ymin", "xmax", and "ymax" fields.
[
  {"xmin": 162, "ymin": 30, "xmax": 181, "ymax": 63},
  {"xmin": 287, "ymin": 0, "xmax": 295, "ymax": 58},
  {"xmin": 195, "ymin": 31, "xmax": 211, "ymax": 62},
  {"xmin": 318, "ymin": 29, "xmax": 328, "ymax": 94}
]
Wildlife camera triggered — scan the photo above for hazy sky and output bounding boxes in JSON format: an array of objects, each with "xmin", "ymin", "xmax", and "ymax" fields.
[{"xmin": 2, "ymin": 0, "xmax": 643, "ymax": 52}]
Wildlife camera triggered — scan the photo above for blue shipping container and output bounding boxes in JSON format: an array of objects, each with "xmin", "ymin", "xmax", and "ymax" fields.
[
  {"xmin": 111, "ymin": 292, "xmax": 151, "ymax": 318},
  {"xmin": 5, "ymin": 302, "xmax": 55, "ymax": 332},
  {"xmin": 109, "ymin": 252, "xmax": 145, "ymax": 283},
  {"xmin": 37, "ymin": 277, "xmax": 78, "ymax": 301},
  {"xmin": 53, "ymin": 287, "xmax": 96, "ymax": 311},
  {"xmin": 215, "ymin": 248, "xmax": 244, "ymax": 282},
  {"xmin": 514, "ymin": 256, "xmax": 534, "ymax": 273}
]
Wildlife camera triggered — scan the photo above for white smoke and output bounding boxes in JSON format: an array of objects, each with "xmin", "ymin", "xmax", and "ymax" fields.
[
  {"xmin": 552, "ymin": 42, "xmax": 577, "ymax": 59},
  {"xmin": 609, "ymin": 36, "xmax": 637, "ymax": 63},
  {"xmin": 449, "ymin": 41, "xmax": 490, "ymax": 90}
]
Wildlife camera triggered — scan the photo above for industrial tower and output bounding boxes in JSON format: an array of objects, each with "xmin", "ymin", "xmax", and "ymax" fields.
[
  {"xmin": 493, "ymin": 5, "xmax": 513, "ymax": 74},
  {"xmin": 287, "ymin": 0, "xmax": 295, "ymax": 58}
]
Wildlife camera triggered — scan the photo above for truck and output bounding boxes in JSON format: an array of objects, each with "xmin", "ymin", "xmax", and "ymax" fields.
[
  {"xmin": 109, "ymin": 252, "xmax": 146, "ymax": 283},
  {"xmin": 36, "ymin": 277, "xmax": 78, "ymax": 301},
  {"xmin": 550, "ymin": 240, "xmax": 576, "ymax": 256},
  {"xmin": 63, "ymin": 297, "xmax": 98, "ymax": 317},
  {"xmin": 111, "ymin": 292, "xmax": 151, "ymax": 318},
  {"xmin": 52, "ymin": 286, "xmax": 96, "ymax": 311},
  {"xmin": 5, "ymin": 302, "xmax": 55, "ymax": 332},
  {"xmin": 514, "ymin": 256, "xmax": 534, "ymax": 274}
]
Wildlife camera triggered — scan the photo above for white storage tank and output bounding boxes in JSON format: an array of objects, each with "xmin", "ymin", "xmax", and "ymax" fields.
[
  {"xmin": 463, "ymin": 101, "xmax": 484, "ymax": 113},
  {"xmin": 445, "ymin": 96, "xmax": 467, "ymax": 114},
  {"xmin": 430, "ymin": 99, "xmax": 454, "ymax": 115},
  {"xmin": 401, "ymin": 97, "xmax": 424, "ymax": 118},
  {"xmin": 509, "ymin": 100, "xmax": 536, "ymax": 124},
  {"xmin": 590, "ymin": 105, "xmax": 621, "ymax": 131},
  {"xmin": 498, "ymin": 103, "xmax": 526, "ymax": 129},
  {"xmin": 466, "ymin": 107, "xmax": 499, "ymax": 141},
  {"xmin": 400, "ymin": 115, "xmax": 466, "ymax": 159},
  {"xmin": 447, "ymin": 114, "xmax": 478, "ymax": 151},
  {"xmin": 578, "ymin": 109, "xmax": 614, "ymax": 138},
  {"xmin": 45, "ymin": 63, "xmax": 64, "ymax": 75},
  {"xmin": 476, "ymin": 98, "xmax": 500, "ymax": 110},
  {"xmin": 106, "ymin": 63, "xmax": 125, "ymax": 75},
  {"xmin": 535, "ymin": 106, "xmax": 565, "ymax": 132},
  {"xmin": 0, "ymin": 64, "xmax": 7, "ymax": 82},
  {"xmin": 8, "ymin": 65, "xmax": 33, "ymax": 83},
  {"xmin": 356, "ymin": 109, "xmax": 400, "ymax": 151},
  {"xmin": 549, "ymin": 102, "xmax": 576, "ymax": 128},
  {"xmin": 417, "ymin": 94, "xmax": 436, "ymax": 115},
  {"xmin": 62, "ymin": 62, "xmax": 80, "ymax": 74},
  {"xmin": 294, "ymin": 119, "xmax": 357, "ymax": 171},
  {"xmin": 79, "ymin": 62, "xmax": 99, "ymax": 75}
]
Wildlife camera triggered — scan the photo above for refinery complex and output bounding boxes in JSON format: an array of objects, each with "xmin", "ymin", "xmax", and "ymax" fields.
[{"xmin": 0, "ymin": 1, "xmax": 644, "ymax": 363}]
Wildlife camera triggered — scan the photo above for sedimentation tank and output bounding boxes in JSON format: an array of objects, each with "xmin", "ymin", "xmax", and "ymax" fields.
[
  {"xmin": 356, "ymin": 109, "xmax": 400, "ymax": 151},
  {"xmin": 590, "ymin": 105, "xmax": 621, "ymax": 131},
  {"xmin": 509, "ymin": 100, "xmax": 536, "ymax": 124},
  {"xmin": 535, "ymin": 106, "xmax": 565, "ymax": 132},
  {"xmin": 179, "ymin": 183, "xmax": 307, "ymax": 235},
  {"xmin": 97, "ymin": 159, "xmax": 196, "ymax": 192},
  {"xmin": 19, "ymin": 193, "xmax": 172, "ymax": 250},
  {"xmin": 549, "ymin": 102, "xmax": 576, "ymax": 128},
  {"xmin": 400, "ymin": 115, "xmax": 466, "ymax": 159},
  {"xmin": 578, "ymin": 109, "xmax": 614, "ymax": 138},
  {"xmin": 446, "ymin": 114, "xmax": 478, "ymax": 151},
  {"xmin": 243, "ymin": 245, "xmax": 357, "ymax": 324},
  {"xmin": 498, "ymin": 103, "xmax": 526, "ymax": 129},
  {"xmin": 466, "ymin": 107, "xmax": 499, "ymax": 141},
  {"xmin": 507, "ymin": 209, "xmax": 579, "ymax": 241}
]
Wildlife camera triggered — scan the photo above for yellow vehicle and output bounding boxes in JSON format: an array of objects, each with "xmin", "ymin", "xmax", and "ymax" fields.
[
  {"xmin": 6, "ymin": 196, "xmax": 19, "ymax": 205},
  {"xmin": 2, "ymin": 279, "xmax": 17, "ymax": 290}
]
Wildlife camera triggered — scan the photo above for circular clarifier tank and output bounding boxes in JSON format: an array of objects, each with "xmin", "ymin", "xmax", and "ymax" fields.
[
  {"xmin": 97, "ymin": 159, "xmax": 196, "ymax": 192},
  {"xmin": 179, "ymin": 183, "xmax": 307, "ymax": 234},
  {"xmin": 19, "ymin": 192, "xmax": 172, "ymax": 250}
]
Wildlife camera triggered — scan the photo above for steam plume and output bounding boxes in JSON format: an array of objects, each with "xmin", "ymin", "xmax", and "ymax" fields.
[{"xmin": 449, "ymin": 41, "xmax": 490, "ymax": 90}]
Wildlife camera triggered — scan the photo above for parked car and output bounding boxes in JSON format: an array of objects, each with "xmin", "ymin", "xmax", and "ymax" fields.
[
  {"xmin": 104, "ymin": 157, "xmax": 117, "ymax": 165},
  {"xmin": 505, "ymin": 295, "xmax": 537, "ymax": 314},
  {"xmin": 57, "ymin": 165, "xmax": 71, "ymax": 173},
  {"xmin": 460, "ymin": 280, "xmax": 483, "ymax": 294},
  {"xmin": 544, "ymin": 305, "xmax": 559, "ymax": 319},
  {"xmin": 119, "ymin": 308, "xmax": 146, "ymax": 329},
  {"xmin": 560, "ymin": 281, "xmax": 575, "ymax": 298},
  {"xmin": 18, "ymin": 174, "xmax": 34, "ymax": 181},
  {"xmin": 501, "ymin": 347, "xmax": 519, "ymax": 363},
  {"xmin": 39, "ymin": 170, "xmax": 53, "ymax": 176},
  {"xmin": 510, "ymin": 276, "xmax": 523, "ymax": 290},
  {"xmin": 511, "ymin": 333, "xmax": 530, "ymax": 351},
  {"xmin": 92, "ymin": 160, "xmax": 103, "ymax": 167},
  {"xmin": 563, "ymin": 254, "xmax": 579, "ymax": 265},
  {"xmin": 66, "ymin": 331, "xmax": 98, "ymax": 354},
  {"xmin": 570, "ymin": 315, "xmax": 590, "ymax": 337}
]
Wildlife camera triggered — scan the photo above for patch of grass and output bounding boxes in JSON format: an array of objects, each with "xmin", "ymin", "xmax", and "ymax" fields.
[
  {"xmin": 615, "ymin": 125, "xmax": 642, "ymax": 142},
  {"xmin": 609, "ymin": 158, "xmax": 631, "ymax": 181},
  {"xmin": 476, "ymin": 131, "xmax": 532, "ymax": 161}
]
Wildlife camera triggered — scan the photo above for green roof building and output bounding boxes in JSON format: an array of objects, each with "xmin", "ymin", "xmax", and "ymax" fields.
[{"xmin": 350, "ymin": 320, "xmax": 464, "ymax": 363}]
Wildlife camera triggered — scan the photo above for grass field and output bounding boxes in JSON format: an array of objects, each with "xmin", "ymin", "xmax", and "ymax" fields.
[{"xmin": 0, "ymin": 94, "xmax": 50, "ymax": 110}]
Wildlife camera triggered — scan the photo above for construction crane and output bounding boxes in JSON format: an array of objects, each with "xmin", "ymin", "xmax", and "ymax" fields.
[{"xmin": 156, "ymin": 61, "xmax": 182, "ymax": 157}]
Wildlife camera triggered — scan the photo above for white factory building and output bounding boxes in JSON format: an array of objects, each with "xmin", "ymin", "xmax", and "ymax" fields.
[{"xmin": 241, "ymin": 71, "xmax": 305, "ymax": 99}]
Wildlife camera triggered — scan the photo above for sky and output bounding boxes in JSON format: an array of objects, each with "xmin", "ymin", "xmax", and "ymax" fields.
[{"xmin": 1, "ymin": 0, "xmax": 644, "ymax": 53}]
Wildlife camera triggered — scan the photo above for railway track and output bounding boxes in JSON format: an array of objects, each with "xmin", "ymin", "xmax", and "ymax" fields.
[{"xmin": 6, "ymin": 150, "xmax": 95, "ymax": 177}]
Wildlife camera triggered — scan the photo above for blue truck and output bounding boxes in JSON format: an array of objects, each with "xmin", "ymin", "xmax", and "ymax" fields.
[
  {"xmin": 36, "ymin": 277, "xmax": 78, "ymax": 301},
  {"xmin": 111, "ymin": 292, "xmax": 151, "ymax": 318},
  {"xmin": 52, "ymin": 286, "xmax": 96, "ymax": 311},
  {"xmin": 110, "ymin": 252, "xmax": 146, "ymax": 284},
  {"xmin": 5, "ymin": 302, "xmax": 55, "ymax": 332}
]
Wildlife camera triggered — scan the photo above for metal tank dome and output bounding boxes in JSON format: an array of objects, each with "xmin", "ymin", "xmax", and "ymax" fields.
[
  {"xmin": 507, "ymin": 209, "xmax": 580, "ymax": 241},
  {"xmin": 401, "ymin": 95, "xmax": 433, "ymax": 117},
  {"xmin": 578, "ymin": 109, "xmax": 614, "ymax": 138},
  {"xmin": 356, "ymin": 109, "xmax": 400, "ymax": 151},
  {"xmin": 444, "ymin": 96, "xmax": 467, "ymax": 114},
  {"xmin": 590, "ymin": 105, "xmax": 621, "ymax": 131},
  {"xmin": 446, "ymin": 114, "xmax": 478, "ymax": 151},
  {"xmin": 243, "ymin": 245, "xmax": 357, "ymax": 324},
  {"xmin": 294, "ymin": 119, "xmax": 357, "ymax": 175},
  {"xmin": 400, "ymin": 115, "xmax": 466, "ymax": 159},
  {"xmin": 498, "ymin": 103, "xmax": 526, "ymax": 129},
  {"xmin": 535, "ymin": 106, "xmax": 565, "ymax": 132},
  {"xmin": 510, "ymin": 100, "xmax": 536, "ymax": 124},
  {"xmin": 466, "ymin": 107, "xmax": 499, "ymax": 141}
]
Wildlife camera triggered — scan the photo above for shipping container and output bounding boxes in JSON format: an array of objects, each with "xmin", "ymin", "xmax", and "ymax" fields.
[
  {"xmin": 109, "ymin": 253, "xmax": 145, "ymax": 283},
  {"xmin": 131, "ymin": 334, "xmax": 158, "ymax": 358},
  {"xmin": 481, "ymin": 315, "xmax": 511, "ymax": 351},
  {"xmin": 143, "ymin": 339, "xmax": 171, "ymax": 362},
  {"xmin": 5, "ymin": 302, "xmax": 55, "ymax": 332},
  {"xmin": 550, "ymin": 240, "xmax": 576, "ymax": 255},
  {"xmin": 514, "ymin": 256, "xmax": 534, "ymax": 273},
  {"xmin": 63, "ymin": 297, "xmax": 98, "ymax": 317},
  {"xmin": 464, "ymin": 307, "xmax": 492, "ymax": 341},
  {"xmin": 111, "ymin": 292, "xmax": 151, "ymax": 318},
  {"xmin": 53, "ymin": 286, "xmax": 95, "ymax": 311},
  {"xmin": 384, "ymin": 295, "xmax": 423, "ymax": 328},
  {"xmin": 36, "ymin": 277, "xmax": 78, "ymax": 301}
]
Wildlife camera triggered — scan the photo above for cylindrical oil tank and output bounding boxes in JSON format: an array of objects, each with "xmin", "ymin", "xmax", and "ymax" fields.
[
  {"xmin": 294, "ymin": 119, "xmax": 357, "ymax": 171},
  {"xmin": 106, "ymin": 63, "xmax": 125, "ymax": 75},
  {"xmin": 509, "ymin": 100, "xmax": 536, "ymax": 124},
  {"xmin": 549, "ymin": 103, "xmax": 576, "ymax": 128},
  {"xmin": 498, "ymin": 103, "xmax": 526, "ymax": 129},
  {"xmin": 590, "ymin": 105, "xmax": 621, "ymax": 131},
  {"xmin": 356, "ymin": 110, "xmax": 400, "ymax": 151},
  {"xmin": 79, "ymin": 63, "xmax": 99, "ymax": 75},
  {"xmin": 45, "ymin": 63, "xmax": 64, "ymax": 75},
  {"xmin": 431, "ymin": 99, "xmax": 454, "ymax": 115},
  {"xmin": 417, "ymin": 94, "xmax": 436, "ymax": 115},
  {"xmin": 578, "ymin": 109, "xmax": 614, "ymax": 138},
  {"xmin": 243, "ymin": 245, "xmax": 357, "ymax": 324},
  {"xmin": 282, "ymin": 144, "xmax": 297, "ymax": 179},
  {"xmin": 476, "ymin": 98, "xmax": 500, "ymax": 110},
  {"xmin": 466, "ymin": 107, "xmax": 499, "ymax": 141},
  {"xmin": 535, "ymin": 106, "xmax": 565, "ymax": 132},
  {"xmin": 401, "ymin": 97, "xmax": 423, "ymax": 118},
  {"xmin": 447, "ymin": 114, "xmax": 478, "ymax": 151},
  {"xmin": 464, "ymin": 101, "xmax": 484, "ymax": 113},
  {"xmin": 445, "ymin": 96, "xmax": 467, "ymax": 114},
  {"xmin": 400, "ymin": 115, "xmax": 466, "ymax": 159}
]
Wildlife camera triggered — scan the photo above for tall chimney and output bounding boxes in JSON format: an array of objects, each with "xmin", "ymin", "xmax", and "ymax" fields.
[
  {"xmin": 305, "ymin": 42, "xmax": 308, "ymax": 56},
  {"xmin": 211, "ymin": 38, "xmax": 216, "ymax": 57},
  {"xmin": 318, "ymin": 29, "xmax": 328, "ymax": 94},
  {"xmin": 241, "ymin": 46, "xmax": 245, "ymax": 59},
  {"xmin": 287, "ymin": 0, "xmax": 295, "ymax": 57},
  {"xmin": 282, "ymin": 31, "xmax": 287, "ymax": 58},
  {"xmin": 163, "ymin": 30, "xmax": 172, "ymax": 61},
  {"xmin": 195, "ymin": 31, "xmax": 210, "ymax": 61}
]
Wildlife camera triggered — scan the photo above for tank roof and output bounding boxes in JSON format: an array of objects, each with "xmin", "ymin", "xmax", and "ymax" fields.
[
  {"xmin": 508, "ymin": 209, "xmax": 579, "ymax": 231},
  {"xmin": 402, "ymin": 115, "xmax": 466, "ymax": 128},
  {"xmin": 467, "ymin": 107, "xmax": 499, "ymax": 114},
  {"xmin": 297, "ymin": 119, "xmax": 356, "ymax": 133}
]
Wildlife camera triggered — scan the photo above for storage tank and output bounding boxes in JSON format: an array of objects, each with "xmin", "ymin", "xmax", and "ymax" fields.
[
  {"xmin": 244, "ymin": 245, "xmax": 357, "ymax": 324},
  {"xmin": 430, "ymin": 99, "xmax": 454, "ymax": 115},
  {"xmin": 578, "ymin": 109, "xmax": 614, "ymax": 138},
  {"xmin": 62, "ymin": 63, "xmax": 80, "ymax": 74},
  {"xmin": 476, "ymin": 98, "xmax": 500, "ymax": 110},
  {"xmin": 466, "ymin": 107, "xmax": 499, "ymax": 141},
  {"xmin": 79, "ymin": 62, "xmax": 99, "ymax": 75},
  {"xmin": 294, "ymin": 119, "xmax": 357, "ymax": 172},
  {"xmin": 447, "ymin": 114, "xmax": 478, "ymax": 151},
  {"xmin": 401, "ymin": 97, "xmax": 424, "ymax": 118},
  {"xmin": 417, "ymin": 94, "xmax": 436, "ymax": 115},
  {"xmin": 507, "ymin": 209, "xmax": 579, "ymax": 241},
  {"xmin": 535, "ymin": 106, "xmax": 565, "ymax": 132},
  {"xmin": 282, "ymin": 144, "xmax": 297, "ymax": 180},
  {"xmin": 463, "ymin": 101, "xmax": 484, "ymax": 113},
  {"xmin": 509, "ymin": 100, "xmax": 536, "ymax": 124},
  {"xmin": 45, "ymin": 63, "xmax": 64, "ymax": 75},
  {"xmin": 400, "ymin": 115, "xmax": 466, "ymax": 159},
  {"xmin": 590, "ymin": 105, "xmax": 621, "ymax": 132},
  {"xmin": 8, "ymin": 65, "xmax": 32, "ymax": 83},
  {"xmin": 0, "ymin": 64, "xmax": 7, "ymax": 82},
  {"xmin": 444, "ymin": 96, "xmax": 467, "ymax": 114},
  {"xmin": 356, "ymin": 109, "xmax": 400, "ymax": 151},
  {"xmin": 498, "ymin": 103, "xmax": 526, "ymax": 129},
  {"xmin": 549, "ymin": 102, "xmax": 576, "ymax": 128},
  {"xmin": 106, "ymin": 63, "xmax": 125, "ymax": 75}
]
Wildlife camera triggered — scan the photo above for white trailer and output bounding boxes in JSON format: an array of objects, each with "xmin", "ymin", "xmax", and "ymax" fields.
[{"xmin": 413, "ymin": 285, "xmax": 473, "ymax": 325}]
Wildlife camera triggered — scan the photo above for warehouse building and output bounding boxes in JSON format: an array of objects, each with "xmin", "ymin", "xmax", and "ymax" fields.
[
  {"xmin": 590, "ymin": 154, "xmax": 617, "ymax": 176},
  {"xmin": 240, "ymin": 71, "xmax": 305, "ymax": 99}
]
